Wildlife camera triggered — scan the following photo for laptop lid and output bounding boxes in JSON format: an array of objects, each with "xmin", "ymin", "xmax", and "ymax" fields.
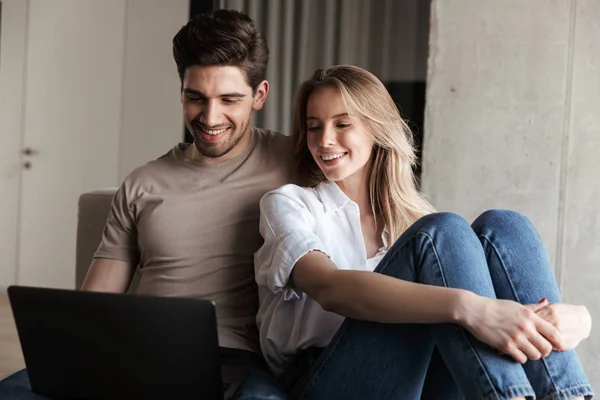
[{"xmin": 8, "ymin": 286, "xmax": 223, "ymax": 400}]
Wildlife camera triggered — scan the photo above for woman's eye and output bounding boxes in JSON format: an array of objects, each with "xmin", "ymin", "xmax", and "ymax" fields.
[
  {"xmin": 307, "ymin": 126, "xmax": 321, "ymax": 132},
  {"xmin": 337, "ymin": 123, "xmax": 351, "ymax": 129}
]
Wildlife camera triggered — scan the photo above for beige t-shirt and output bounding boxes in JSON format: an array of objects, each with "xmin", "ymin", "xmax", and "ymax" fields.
[{"xmin": 94, "ymin": 128, "xmax": 292, "ymax": 354}]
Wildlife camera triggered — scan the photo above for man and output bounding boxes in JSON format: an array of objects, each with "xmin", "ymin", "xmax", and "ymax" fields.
[{"xmin": 0, "ymin": 9, "xmax": 291, "ymax": 399}]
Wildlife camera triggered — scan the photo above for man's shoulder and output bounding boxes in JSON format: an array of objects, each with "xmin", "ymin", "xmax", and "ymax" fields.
[
  {"xmin": 120, "ymin": 146, "xmax": 181, "ymax": 188},
  {"xmin": 251, "ymin": 128, "xmax": 293, "ymax": 180},
  {"xmin": 253, "ymin": 127, "xmax": 292, "ymax": 152}
]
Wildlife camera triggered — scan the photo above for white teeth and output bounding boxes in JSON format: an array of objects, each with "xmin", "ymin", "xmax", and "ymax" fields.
[
  {"xmin": 203, "ymin": 128, "xmax": 228, "ymax": 136},
  {"xmin": 321, "ymin": 153, "xmax": 345, "ymax": 161}
]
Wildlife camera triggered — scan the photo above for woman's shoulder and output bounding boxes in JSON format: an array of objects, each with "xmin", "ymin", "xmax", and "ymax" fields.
[{"xmin": 259, "ymin": 183, "xmax": 325, "ymax": 212}]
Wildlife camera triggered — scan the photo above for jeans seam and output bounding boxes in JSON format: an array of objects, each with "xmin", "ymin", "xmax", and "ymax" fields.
[
  {"xmin": 418, "ymin": 230, "xmax": 507, "ymax": 399},
  {"xmin": 537, "ymin": 383, "xmax": 595, "ymax": 400},
  {"xmin": 479, "ymin": 233, "xmax": 562, "ymax": 396},
  {"xmin": 481, "ymin": 384, "xmax": 536, "ymax": 400},
  {"xmin": 478, "ymin": 234, "xmax": 522, "ymax": 303},
  {"xmin": 384, "ymin": 230, "xmax": 507, "ymax": 399}
]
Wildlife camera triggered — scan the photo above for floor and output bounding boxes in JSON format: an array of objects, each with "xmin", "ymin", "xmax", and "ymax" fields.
[{"xmin": 0, "ymin": 290, "xmax": 24, "ymax": 380}]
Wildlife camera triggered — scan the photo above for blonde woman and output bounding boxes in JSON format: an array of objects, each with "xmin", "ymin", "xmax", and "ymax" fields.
[{"xmin": 254, "ymin": 65, "xmax": 593, "ymax": 400}]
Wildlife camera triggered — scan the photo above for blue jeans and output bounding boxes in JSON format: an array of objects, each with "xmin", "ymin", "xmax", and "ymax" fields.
[
  {"xmin": 0, "ymin": 351, "xmax": 287, "ymax": 400},
  {"xmin": 288, "ymin": 210, "xmax": 593, "ymax": 400}
]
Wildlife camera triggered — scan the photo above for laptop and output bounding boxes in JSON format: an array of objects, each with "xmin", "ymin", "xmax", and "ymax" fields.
[{"xmin": 8, "ymin": 285, "xmax": 224, "ymax": 400}]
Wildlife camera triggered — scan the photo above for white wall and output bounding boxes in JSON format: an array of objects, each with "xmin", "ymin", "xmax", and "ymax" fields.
[
  {"xmin": 0, "ymin": 0, "xmax": 29, "ymax": 287},
  {"xmin": 119, "ymin": 0, "xmax": 189, "ymax": 180},
  {"xmin": 0, "ymin": 0, "xmax": 188, "ymax": 288},
  {"xmin": 424, "ymin": 0, "xmax": 600, "ymax": 387}
]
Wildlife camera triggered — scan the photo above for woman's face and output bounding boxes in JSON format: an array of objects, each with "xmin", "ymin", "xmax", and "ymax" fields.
[{"xmin": 306, "ymin": 86, "xmax": 374, "ymax": 184}]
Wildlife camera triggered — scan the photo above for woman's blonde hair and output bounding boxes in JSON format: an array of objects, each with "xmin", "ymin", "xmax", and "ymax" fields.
[{"xmin": 292, "ymin": 65, "xmax": 436, "ymax": 242}]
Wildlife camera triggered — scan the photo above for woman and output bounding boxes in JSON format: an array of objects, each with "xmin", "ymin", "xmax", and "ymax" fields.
[{"xmin": 254, "ymin": 65, "xmax": 593, "ymax": 400}]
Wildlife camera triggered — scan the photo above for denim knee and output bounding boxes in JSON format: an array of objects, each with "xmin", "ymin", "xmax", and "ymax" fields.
[
  {"xmin": 471, "ymin": 209, "xmax": 534, "ymax": 237},
  {"xmin": 415, "ymin": 212, "xmax": 472, "ymax": 235}
]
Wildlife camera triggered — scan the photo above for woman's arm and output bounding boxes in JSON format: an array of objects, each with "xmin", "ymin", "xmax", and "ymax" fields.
[
  {"xmin": 291, "ymin": 250, "xmax": 566, "ymax": 363},
  {"xmin": 292, "ymin": 251, "xmax": 470, "ymax": 324}
]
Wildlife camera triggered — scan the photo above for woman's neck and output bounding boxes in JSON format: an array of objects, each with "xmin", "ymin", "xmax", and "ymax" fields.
[{"xmin": 336, "ymin": 173, "xmax": 372, "ymax": 215}]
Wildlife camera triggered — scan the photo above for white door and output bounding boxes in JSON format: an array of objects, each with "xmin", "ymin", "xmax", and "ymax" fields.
[
  {"xmin": 0, "ymin": 0, "xmax": 126, "ymax": 289},
  {"xmin": 12, "ymin": 0, "xmax": 126, "ymax": 289},
  {"xmin": 0, "ymin": 0, "xmax": 187, "ymax": 289}
]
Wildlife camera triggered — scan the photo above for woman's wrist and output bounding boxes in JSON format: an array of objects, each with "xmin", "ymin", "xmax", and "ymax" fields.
[{"xmin": 450, "ymin": 289, "xmax": 480, "ymax": 327}]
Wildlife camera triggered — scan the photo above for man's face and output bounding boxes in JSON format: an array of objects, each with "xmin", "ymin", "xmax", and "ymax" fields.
[{"xmin": 181, "ymin": 65, "xmax": 268, "ymax": 162}]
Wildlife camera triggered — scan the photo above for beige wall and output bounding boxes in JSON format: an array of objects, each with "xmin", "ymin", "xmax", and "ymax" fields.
[
  {"xmin": 424, "ymin": 0, "xmax": 600, "ymax": 387},
  {"xmin": 0, "ymin": 0, "xmax": 188, "ymax": 288}
]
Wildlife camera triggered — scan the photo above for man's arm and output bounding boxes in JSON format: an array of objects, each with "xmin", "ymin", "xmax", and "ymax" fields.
[{"xmin": 81, "ymin": 258, "xmax": 136, "ymax": 293}]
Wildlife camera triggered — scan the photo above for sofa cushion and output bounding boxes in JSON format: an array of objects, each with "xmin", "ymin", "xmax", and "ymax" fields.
[{"xmin": 76, "ymin": 189, "xmax": 116, "ymax": 288}]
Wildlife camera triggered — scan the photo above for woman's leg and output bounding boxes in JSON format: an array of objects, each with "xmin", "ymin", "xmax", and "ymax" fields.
[
  {"xmin": 290, "ymin": 213, "xmax": 534, "ymax": 400},
  {"xmin": 472, "ymin": 210, "xmax": 593, "ymax": 400},
  {"xmin": 420, "ymin": 347, "xmax": 464, "ymax": 400}
]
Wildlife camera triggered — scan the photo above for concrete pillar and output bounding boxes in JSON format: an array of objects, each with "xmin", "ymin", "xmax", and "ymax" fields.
[{"xmin": 423, "ymin": 0, "xmax": 599, "ymax": 386}]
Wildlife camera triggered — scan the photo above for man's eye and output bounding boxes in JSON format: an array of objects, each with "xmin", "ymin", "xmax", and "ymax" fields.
[
  {"xmin": 187, "ymin": 96, "xmax": 202, "ymax": 102},
  {"xmin": 222, "ymin": 99, "xmax": 239, "ymax": 104}
]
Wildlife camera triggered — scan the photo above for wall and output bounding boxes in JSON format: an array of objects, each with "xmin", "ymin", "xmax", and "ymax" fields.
[
  {"xmin": 118, "ymin": 0, "xmax": 189, "ymax": 179},
  {"xmin": 0, "ymin": 0, "xmax": 188, "ymax": 288},
  {"xmin": 423, "ymin": 0, "xmax": 600, "ymax": 386}
]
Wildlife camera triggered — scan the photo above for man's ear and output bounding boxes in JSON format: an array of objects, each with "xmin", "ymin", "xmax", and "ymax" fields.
[{"xmin": 252, "ymin": 80, "xmax": 269, "ymax": 111}]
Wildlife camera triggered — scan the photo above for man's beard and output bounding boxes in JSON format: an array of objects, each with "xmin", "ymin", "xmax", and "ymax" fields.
[{"xmin": 192, "ymin": 121, "xmax": 249, "ymax": 159}]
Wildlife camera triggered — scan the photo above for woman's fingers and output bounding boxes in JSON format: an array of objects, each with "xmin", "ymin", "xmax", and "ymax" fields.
[
  {"xmin": 517, "ymin": 340, "xmax": 542, "ymax": 361},
  {"xmin": 524, "ymin": 298, "xmax": 549, "ymax": 313},
  {"xmin": 534, "ymin": 316, "xmax": 566, "ymax": 352},
  {"xmin": 527, "ymin": 331, "xmax": 553, "ymax": 358},
  {"xmin": 504, "ymin": 342, "xmax": 528, "ymax": 364}
]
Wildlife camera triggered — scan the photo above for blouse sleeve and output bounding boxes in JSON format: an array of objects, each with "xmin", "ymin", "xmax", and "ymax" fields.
[{"xmin": 254, "ymin": 186, "xmax": 330, "ymax": 300}]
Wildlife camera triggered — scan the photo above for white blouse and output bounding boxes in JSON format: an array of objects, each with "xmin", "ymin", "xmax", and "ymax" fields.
[{"xmin": 254, "ymin": 181, "xmax": 389, "ymax": 375}]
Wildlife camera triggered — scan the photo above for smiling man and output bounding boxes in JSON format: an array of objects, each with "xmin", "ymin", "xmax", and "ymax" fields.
[
  {"xmin": 181, "ymin": 65, "xmax": 263, "ymax": 160},
  {"xmin": 0, "ymin": 9, "xmax": 291, "ymax": 400}
]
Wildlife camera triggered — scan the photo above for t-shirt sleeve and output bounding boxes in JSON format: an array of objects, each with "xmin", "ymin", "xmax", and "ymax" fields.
[
  {"xmin": 93, "ymin": 183, "xmax": 140, "ymax": 264},
  {"xmin": 254, "ymin": 189, "xmax": 329, "ymax": 301}
]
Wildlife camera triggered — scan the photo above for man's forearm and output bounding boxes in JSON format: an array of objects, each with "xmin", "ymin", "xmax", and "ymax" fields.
[{"xmin": 81, "ymin": 258, "xmax": 135, "ymax": 293}]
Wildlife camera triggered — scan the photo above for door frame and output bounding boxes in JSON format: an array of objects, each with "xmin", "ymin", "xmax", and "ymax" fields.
[{"xmin": 0, "ymin": 0, "xmax": 29, "ymax": 288}]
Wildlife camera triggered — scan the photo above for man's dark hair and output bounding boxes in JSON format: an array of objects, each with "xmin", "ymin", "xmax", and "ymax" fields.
[{"xmin": 172, "ymin": 9, "xmax": 269, "ymax": 91}]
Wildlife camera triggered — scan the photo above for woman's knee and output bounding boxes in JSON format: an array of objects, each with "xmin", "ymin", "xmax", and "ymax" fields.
[
  {"xmin": 406, "ymin": 212, "xmax": 481, "ymax": 246},
  {"xmin": 417, "ymin": 212, "xmax": 471, "ymax": 233},
  {"xmin": 472, "ymin": 209, "xmax": 534, "ymax": 237}
]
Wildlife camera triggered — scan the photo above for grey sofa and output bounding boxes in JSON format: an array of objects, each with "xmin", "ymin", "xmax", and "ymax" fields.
[{"xmin": 76, "ymin": 189, "xmax": 140, "ymax": 291}]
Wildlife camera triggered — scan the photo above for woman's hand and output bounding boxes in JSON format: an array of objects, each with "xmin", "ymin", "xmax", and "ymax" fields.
[
  {"xmin": 526, "ymin": 299, "xmax": 592, "ymax": 351},
  {"xmin": 459, "ymin": 293, "xmax": 566, "ymax": 364}
]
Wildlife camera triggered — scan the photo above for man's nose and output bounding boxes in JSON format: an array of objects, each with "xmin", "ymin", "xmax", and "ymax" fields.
[{"xmin": 200, "ymin": 101, "xmax": 222, "ymax": 127}]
